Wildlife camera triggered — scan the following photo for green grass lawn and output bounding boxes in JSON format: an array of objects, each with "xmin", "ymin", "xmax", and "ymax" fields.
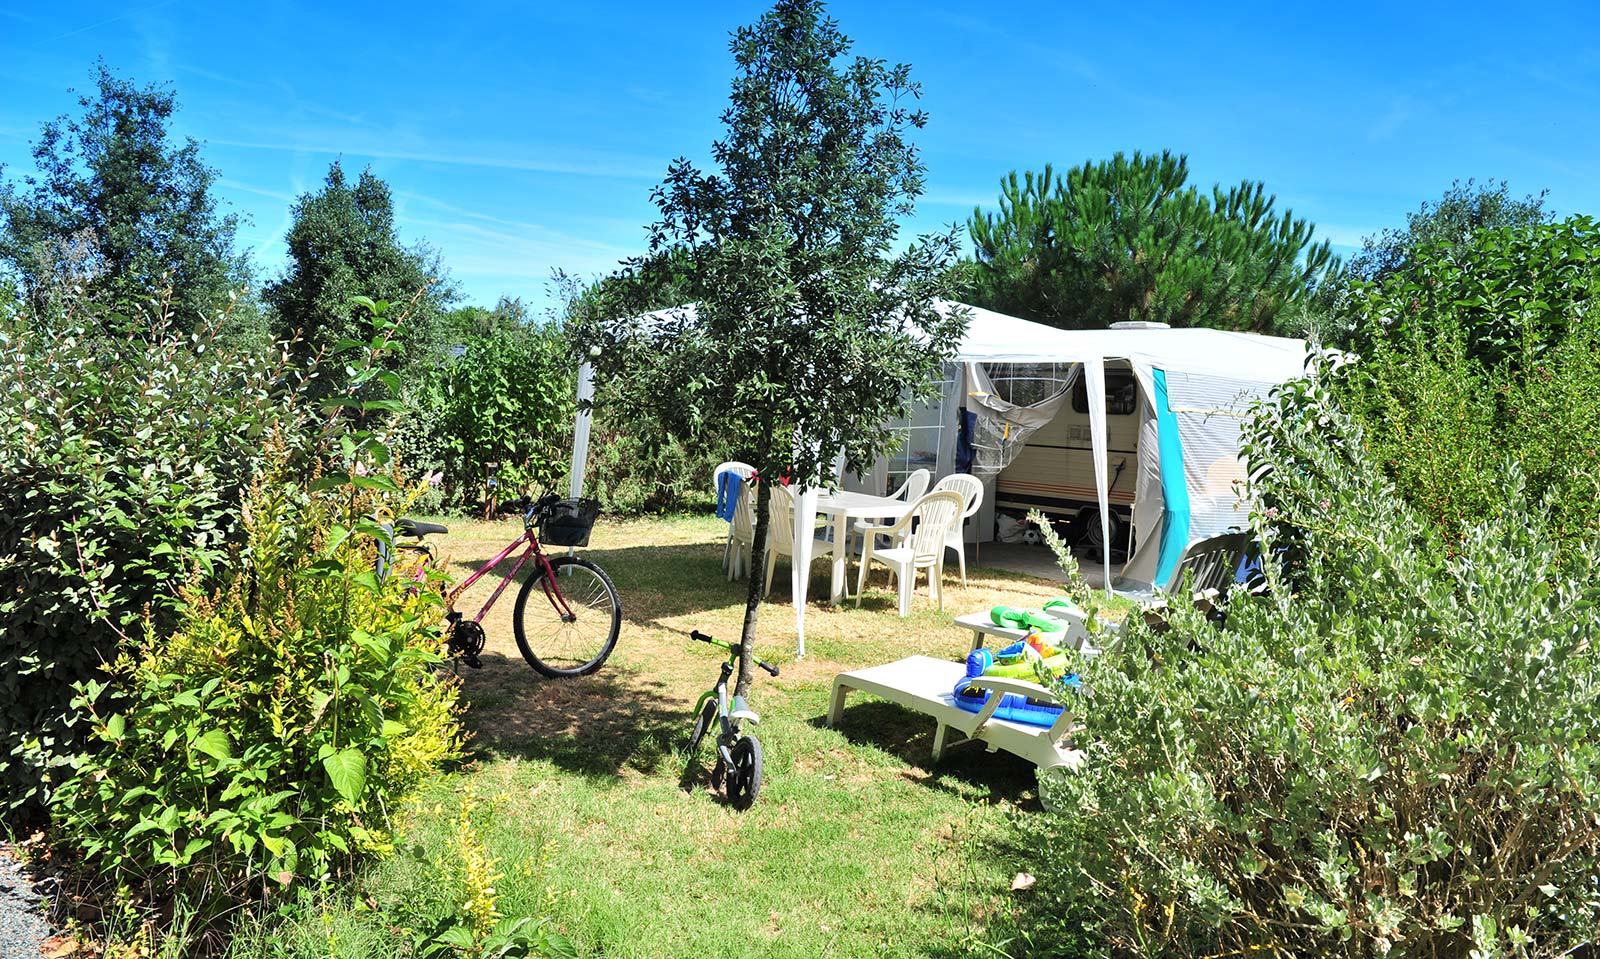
[{"xmin": 239, "ymin": 514, "xmax": 1109, "ymax": 959}]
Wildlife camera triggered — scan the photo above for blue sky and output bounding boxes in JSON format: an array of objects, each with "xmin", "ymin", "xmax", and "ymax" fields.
[{"xmin": 3, "ymin": 1, "xmax": 1599, "ymax": 314}]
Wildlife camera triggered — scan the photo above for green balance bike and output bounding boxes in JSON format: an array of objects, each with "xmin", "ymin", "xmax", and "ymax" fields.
[{"xmin": 686, "ymin": 630, "xmax": 779, "ymax": 810}]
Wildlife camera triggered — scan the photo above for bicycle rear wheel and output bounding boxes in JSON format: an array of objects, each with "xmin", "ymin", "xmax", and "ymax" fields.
[{"xmin": 513, "ymin": 555, "xmax": 621, "ymax": 677}]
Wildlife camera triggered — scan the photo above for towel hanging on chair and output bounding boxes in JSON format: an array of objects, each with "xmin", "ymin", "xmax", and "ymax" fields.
[{"xmin": 716, "ymin": 471, "xmax": 745, "ymax": 522}]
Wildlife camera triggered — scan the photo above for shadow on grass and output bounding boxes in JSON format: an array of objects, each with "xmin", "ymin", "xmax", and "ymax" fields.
[
  {"xmin": 820, "ymin": 700, "xmax": 1042, "ymax": 809},
  {"xmin": 452, "ymin": 650, "xmax": 689, "ymax": 782}
]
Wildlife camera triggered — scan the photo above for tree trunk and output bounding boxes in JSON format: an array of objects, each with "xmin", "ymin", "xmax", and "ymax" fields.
[{"xmin": 735, "ymin": 467, "xmax": 772, "ymax": 699}]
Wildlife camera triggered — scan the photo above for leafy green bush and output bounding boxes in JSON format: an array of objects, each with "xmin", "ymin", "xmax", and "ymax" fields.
[
  {"xmin": 439, "ymin": 321, "xmax": 573, "ymax": 502},
  {"xmin": 1335, "ymin": 217, "xmax": 1600, "ymax": 572},
  {"xmin": 51, "ymin": 464, "xmax": 463, "ymax": 928},
  {"xmin": 0, "ymin": 305, "xmax": 300, "ymax": 820},
  {"xmin": 1026, "ymin": 375, "xmax": 1600, "ymax": 957},
  {"xmin": 387, "ymin": 319, "xmax": 574, "ymax": 513}
]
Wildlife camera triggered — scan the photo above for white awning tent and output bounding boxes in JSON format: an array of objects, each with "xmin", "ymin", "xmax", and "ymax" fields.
[{"xmin": 569, "ymin": 300, "xmax": 1311, "ymax": 655}]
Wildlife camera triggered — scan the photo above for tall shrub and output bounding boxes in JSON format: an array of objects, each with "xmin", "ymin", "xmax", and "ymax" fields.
[
  {"xmin": 1338, "ymin": 217, "xmax": 1600, "ymax": 571},
  {"xmin": 1023, "ymin": 374, "xmax": 1600, "ymax": 957},
  {"xmin": 437, "ymin": 321, "xmax": 574, "ymax": 505},
  {"xmin": 52, "ymin": 464, "xmax": 463, "ymax": 927},
  {"xmin": 0, "ymin": 304, "xmax": 300, "ymax": 819}
]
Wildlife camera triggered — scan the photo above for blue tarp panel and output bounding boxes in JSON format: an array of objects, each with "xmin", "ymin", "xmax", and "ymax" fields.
[{"xmin": 1152, "ymin": 369, "xmax": 1191, "ymax": 590}]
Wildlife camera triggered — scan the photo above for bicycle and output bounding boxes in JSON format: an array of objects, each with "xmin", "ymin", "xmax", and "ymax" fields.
[
  {"xmin": 685, "ymin": 630, "xmax": 779, "ymax": 809},
  {"xmin": 381, "ymin": 494, "xmax": 621, "ymax": 678}
]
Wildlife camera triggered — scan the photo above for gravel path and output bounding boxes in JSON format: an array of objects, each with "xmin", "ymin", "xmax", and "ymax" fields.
[{"xmin": 0, "ymin": 843, "xmax": 52, "ymax": 959}]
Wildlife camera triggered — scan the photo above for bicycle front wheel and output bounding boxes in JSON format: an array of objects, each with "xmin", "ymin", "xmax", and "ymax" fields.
[
  {"xmin": 726, "ymin": 734, "xmax": 763, "ymax": 810},
  {"xmin": 688, "ymin": 699, "xmax": 717, "ymax": 754},
  {"xmin": 513, "ymin": 556, "xmax": 621, "ymax": 678}
]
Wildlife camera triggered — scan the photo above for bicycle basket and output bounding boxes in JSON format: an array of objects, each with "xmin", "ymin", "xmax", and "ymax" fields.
[{"xmin": 539, "ymin": 498, "xmax": 600, "ymax": 547}]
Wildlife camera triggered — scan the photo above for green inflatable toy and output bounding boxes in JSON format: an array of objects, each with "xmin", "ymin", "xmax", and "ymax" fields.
[{"xmin": 989, "ymin": 605, "xmax": 1065, "ymax": 633}]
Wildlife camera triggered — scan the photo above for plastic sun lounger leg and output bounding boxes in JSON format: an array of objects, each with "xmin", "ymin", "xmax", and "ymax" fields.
[
  {"xmin": 931, "ymin": 720, "xmax": 949, "ymax": 762},
  {"xmin": 827, "ymin": 680, "xmax": 849, "ymax": 727}
]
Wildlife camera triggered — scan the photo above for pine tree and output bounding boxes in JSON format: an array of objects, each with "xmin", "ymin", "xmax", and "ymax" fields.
[{"xmin": 966, "ymin": 151, "xmax": 1339, "ymax": 332}]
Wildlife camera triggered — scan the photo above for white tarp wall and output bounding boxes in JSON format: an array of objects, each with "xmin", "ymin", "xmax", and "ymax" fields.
[{"xmin": 1114, "ymin": 368, "xmax": 1281, "ymax": 592}]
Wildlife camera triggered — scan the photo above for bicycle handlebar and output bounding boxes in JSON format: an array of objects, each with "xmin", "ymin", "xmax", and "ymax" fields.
[
  {"xmin": 495, "ymin": 496, "xmax": 531, "ymax": 516},
  {"xmin": 688, "ymin": 631, "xmax": 779, "ymax": 677},
  {"xmin": 495, "ymin": 493, "xmax": 564, "ymax": 523}
]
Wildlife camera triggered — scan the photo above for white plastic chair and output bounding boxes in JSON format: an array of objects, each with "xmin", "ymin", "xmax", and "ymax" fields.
[
  {"xmin": 727, "ymin": 479, "xmax": 758, "ymax": 580},
  {"xmin": 851, "ymin": 468, "xmax": 931, "ymax": 557},
  {"xmin": 763, "ymin": 483, "xmax": 833, "ymax": 597},
  {"xmin": 932, "ymin": 474, "xmax": 984, "ymax": 587},
  {"xmin": 887, "ymin": 468, "xmax": 931, "ymax": 504},
  {"xmin": 854, "ymin": 490, "xmax": 965, "ymax": 617},
  {"xmin": 713, "ymin": 462, "xmax": 755, "ymax": 576}
]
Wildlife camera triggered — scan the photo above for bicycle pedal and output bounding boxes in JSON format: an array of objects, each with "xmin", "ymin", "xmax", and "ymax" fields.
[{"xmin": 462, "ymin": 652, "xmax": 483, "ymax": 669}]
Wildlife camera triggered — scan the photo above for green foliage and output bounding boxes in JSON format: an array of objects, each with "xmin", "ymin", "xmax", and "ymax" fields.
[
  {"xmin": 51, "ymin": 468, "xmax": 463, "ymax": 927},
  {"xmin": 384, "ymin": 297, "xmax": 577, "ymax": 513},
  {"xmin": 264, "ymin": 161, "xmax": 453, "ymax": 395},
  {"xmin": 564, "ymin": 268, "xmax": 720, "ymax": 516},
  {"xmin": 49, "ymin": 299, "xmax": 464, "ymax": 942},
  {"xmin": 1026, "ymin": 374, "xmax": 1600, "ymax": 957},
  {"xmin": 576, "ymin": 0, "xmax": 967, "ymax": 691},
  {"xmin": 965, "ymin": 152, "xmax": 1341, "ymax": 332},
  {"xmin": 0, "ymin": 296, "xmax": 300, "ymax": 822},
  {"xmin": 438, "ymin": 320, "xmax": 574, "ymax": 503},
  {"xmin": 1337, "ymin": 217, "xmax": 1600, "ymax": 569},
  {"xmin": 581, "ymin": 418, "xmax": 718, "ymax": 516},
  {"xmin": 396, "ymin": 789, "xmax": 575, "ymax": 959},
  {"xmin": 1349, "ymin": 178, "xmax": 1552, "ymax": 285},
  {"xmin": 0, "ymin": 61, "xmax": 247, "ymax": 330}
]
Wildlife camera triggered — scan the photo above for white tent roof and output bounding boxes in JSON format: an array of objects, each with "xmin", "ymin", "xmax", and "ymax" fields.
[
  {"xmin": 621, "ymin": 299, "xmax": 1310, "ymax": 384},
  {"xmin": 938, "ymin": 300, "xmax": 1310, "ymax": 383}
]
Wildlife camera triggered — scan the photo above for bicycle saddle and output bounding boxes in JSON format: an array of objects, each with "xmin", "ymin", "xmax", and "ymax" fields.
[
  {"xmin": 396, "ymin": 518, "xmax": 449, "ymax": 538},
  {"xmin": 730, "ymin": 696, "xmax": 760, "ymax": 725}
]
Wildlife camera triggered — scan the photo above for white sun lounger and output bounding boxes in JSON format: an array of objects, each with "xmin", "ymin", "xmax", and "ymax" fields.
[{"xmin": 827, "ymin": 653, "xmax": 1084, "ymax": 805}]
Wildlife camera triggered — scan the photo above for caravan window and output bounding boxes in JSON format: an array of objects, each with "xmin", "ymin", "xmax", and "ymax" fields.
[{"xmin": 1071, "ymin": 370, "xmax": 1138, "ymax": 416}]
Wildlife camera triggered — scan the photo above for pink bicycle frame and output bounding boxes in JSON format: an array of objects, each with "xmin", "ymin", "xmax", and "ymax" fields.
[{"xmin": 441, "ymin": 528, "xmax": 577, "ymax": 625}]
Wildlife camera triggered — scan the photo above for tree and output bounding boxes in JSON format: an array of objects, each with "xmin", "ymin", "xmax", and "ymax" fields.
[
  {"xmin": 0, "ymin": 62, "xmax": 247, "ymax": 329},
  {"xmin": 578, "ymin": 0, "xmax": 967, "ymax": 693},
  {"xmin": 1348, "ymin": 178, "xmax": 1552, "ymax": 284},
  {"xmin": 965, "ymin": 152, "xmax": 1340, "ymax": 332},
  {"xmin": 264, "ymin": 161, "xmax": 451, "ymax": 391}
]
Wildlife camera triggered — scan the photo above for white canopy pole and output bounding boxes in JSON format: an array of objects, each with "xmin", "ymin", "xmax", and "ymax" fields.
[
  {"xmin": 792, "ymin": 484, "xmax": 818, "ymax": 658},
  {"xmin": 1084, "ymin": 359, "xmax": 1113, "ymax": 597},
  {"xmin": 568, "ymin": 362, "xmax": 594, "ymax": 500}
]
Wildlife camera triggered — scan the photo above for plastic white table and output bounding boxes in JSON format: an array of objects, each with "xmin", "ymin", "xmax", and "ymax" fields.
[{"xmin": 814, "ymin": 490, "xmax": 915, "ymax": 604}]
